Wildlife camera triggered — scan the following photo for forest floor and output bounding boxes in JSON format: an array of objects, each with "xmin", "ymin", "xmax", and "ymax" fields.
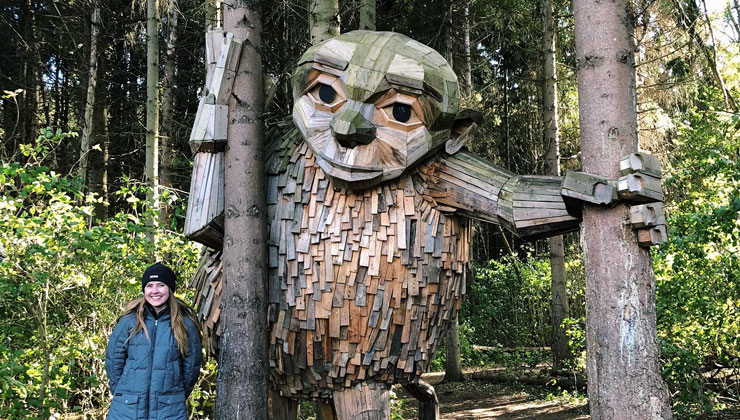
[
  {"xmin": 392, "ymin": 368, "xmax": 740, "ymax": 420},
  {"xmin": 393, "ymin": 369, "xmax": 588, "ymax": 420}
]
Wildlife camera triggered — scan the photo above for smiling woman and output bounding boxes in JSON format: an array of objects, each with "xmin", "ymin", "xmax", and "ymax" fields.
[{"xmin": 104, "ymin": 263, "xmax": 203, "ymax": 420}]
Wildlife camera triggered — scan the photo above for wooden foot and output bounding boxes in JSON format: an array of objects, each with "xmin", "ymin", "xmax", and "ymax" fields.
[
  {"xmin": 332, "ymin": 383, "xmax": 390, "ymax": 420},
  {"xmin": 270, "ymin": 389, "xmax": 298, "ymax": 420},
  {"xmin": 402, "ymin": 380, "xmax": 439, "ymax": 420}
]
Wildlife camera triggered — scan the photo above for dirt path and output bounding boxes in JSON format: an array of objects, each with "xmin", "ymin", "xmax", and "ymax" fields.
[
  {"xmin": 394, "ymin": 371, "xmax": 589, "ymax": 420},
  {"xmin": 393, "ymin": 370, "xmax": 740, "ymax": 420}
]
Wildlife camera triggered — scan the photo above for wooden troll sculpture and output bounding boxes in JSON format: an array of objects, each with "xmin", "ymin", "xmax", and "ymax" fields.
[{"xmin": 185, "ymin": 30, "xmax": 666, "ymax": 419}]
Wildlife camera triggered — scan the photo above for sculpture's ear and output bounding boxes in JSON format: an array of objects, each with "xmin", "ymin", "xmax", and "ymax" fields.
[{"xmin": 445, "ymin": 108, "xmax": 483, "ymax": 154}]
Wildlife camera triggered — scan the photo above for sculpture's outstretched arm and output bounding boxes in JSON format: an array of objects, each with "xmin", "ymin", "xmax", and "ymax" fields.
[
  {"xmin": 416, "ymin": 150, "xmax": 579, "ymax": 240},
  {"xmin": 417, "ymin": 149, "xmax": 667, "ymax": 245}
]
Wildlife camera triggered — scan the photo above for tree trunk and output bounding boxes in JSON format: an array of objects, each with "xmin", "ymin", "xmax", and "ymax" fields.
[
  {"xmin": 309, "ymin": 0, "xmax": 339, "ymax": 45},
  {"xmin": 21, "ymin": 0, "xmax": 39, "ymax": 144},
  {"xmin": 451, "ymin": 0, "xmax": 472, "ymax": 96},
  {"xmin": 461, "ymin": 1, "xmax": 471, "ymax": 96},
  {"xmin": 205, "ymin": 0, "xmax": 220, "ymax": 29},
  {"xmin": 81, "ymin": 3, "xmax": 108, "ymax": 222},
  {"xmin": 729, "ymin": 0, "xmax": 740, "ymax": 40},
  {"xmin": 443, "ymin": 313, "xmax": 464, "ymax": 382},
  {"xmin": 573, "ymin": 0, "xmax": 673, "ymax": 418},
  {"xmin": 359, "ymin": 0, "xmax": 375, "ymax": 31},
  {"xmin": 443, "ymin": 0, "xmax": 472, "ymax": 382},
  {"xmin": 216, "ymin": 2, "xmax": 269, "ymax": 419},
  {"xmin": 146, "ymin": 0, "xmax": 160, "ymax": 240},
  {"xmin": 81, "ymin": 4, "xmax": 101, "ymax": 184},
  {"xmin": 88, "ymin": 57, "xmax": 108, "ymax": 221},
  {"xmin": 541, "ymin": 0, "xmax": 570, "ymax": 371},
  {"xmin": 160, "ymin": 0, "xmax": 178, "ymax": 227}
]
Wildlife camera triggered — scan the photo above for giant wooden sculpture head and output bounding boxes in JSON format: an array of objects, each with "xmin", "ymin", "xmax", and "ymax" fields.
[{"xmin": 291, "ymin": 31, "xmax": 470, "ymax": 188}]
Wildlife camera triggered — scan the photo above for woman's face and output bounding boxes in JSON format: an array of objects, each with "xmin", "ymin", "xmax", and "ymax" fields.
[{"xmin": 144, "ymin": 281, "xmax": 170, "ymax": 311}]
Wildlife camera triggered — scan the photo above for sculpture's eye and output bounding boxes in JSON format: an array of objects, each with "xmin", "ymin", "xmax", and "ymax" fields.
[
  {"xmin": 392, "ymin": 103, "xmax": 412, "ymax": 123},
  {"xmin": 375, "ymin": 94, "xmax": 424, "ymax": 132},
  {"xmin": 306, "ymin": 75, "xmax": 346, "ymax": 112},
  {"xmin": 318, "ymin": 84, "xmax": 336, "ymax": 104}
]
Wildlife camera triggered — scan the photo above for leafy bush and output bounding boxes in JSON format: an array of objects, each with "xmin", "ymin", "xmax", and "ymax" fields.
[
  {"xmin": 653, "ymin": 99, "xmax": 740, "ymax": 417},
  {"xmin": 0, "ymin": 129, "xmax": 201, "ymax": 419},
  {"xmin": 460, "ymin": 256, "xmax": 552, "ymax": 349}
]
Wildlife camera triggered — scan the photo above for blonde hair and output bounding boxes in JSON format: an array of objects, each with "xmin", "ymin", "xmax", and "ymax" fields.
[{"xmin": 120, "ymin": 294, "xmax": 201, "ymax": 356}]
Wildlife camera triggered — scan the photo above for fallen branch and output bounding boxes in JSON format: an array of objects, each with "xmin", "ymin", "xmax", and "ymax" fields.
[
  {"xmin": 472, "ymin": 345, "xmax": 551, "ymax": 353},
  {"xmin": 471, "ymin": 370, "xmax": 587, "ymax": 389}
]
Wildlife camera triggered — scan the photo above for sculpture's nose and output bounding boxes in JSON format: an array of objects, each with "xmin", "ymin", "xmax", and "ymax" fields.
[{"xmin": 330, "ymin": 103, "xmax": 376, "ymax": 148}]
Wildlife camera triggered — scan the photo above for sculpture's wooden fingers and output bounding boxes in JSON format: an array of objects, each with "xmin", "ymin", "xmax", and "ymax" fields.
[
  {"xmin": 629, "ymin": 202, "xmax": 666, "ymax": 228},
  {"xmin": 636, "ymin": 224, "xmax": 668, "ymax": 247},
  {"xmin": 619, "ymin": 152, "xmax": 662, "ymax": 179},
  {"xmin": 617, "ymin": 152, "xmax": 664, "ymax": 203},
  {"xmin": 617, "ymin": 172, "xmax": 663, "ymax": 202},
  {"xmin": 561, "ymin": 171, "xmax": 617, "ymax": 205}
]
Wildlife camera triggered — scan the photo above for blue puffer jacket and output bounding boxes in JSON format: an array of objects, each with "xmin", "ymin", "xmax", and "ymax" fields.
[{"xmin": 105, "ymin": 305, "xmax": 202, "ymax": 420}]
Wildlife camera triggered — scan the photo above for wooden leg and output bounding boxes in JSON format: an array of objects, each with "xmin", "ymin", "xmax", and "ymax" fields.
[
  {"xmin": 402, "ymin": 380, "xmax": 439, "ymax": 420},
  {"xmin": 316, "ymin": 400, "xmax": 338, "ymax": 420},
  {"xmin": 332, "ymin": 383, "xmax": 390, "ymax": 420},
  {"xmin": 270, "ymin": 389, "xmax": 298, "ymax": 420}
]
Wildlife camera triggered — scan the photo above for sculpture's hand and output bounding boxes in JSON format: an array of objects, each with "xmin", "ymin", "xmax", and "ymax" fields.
[{"xmin": 561, "ymin": 152, "xmax": 667, "ymax": 247}]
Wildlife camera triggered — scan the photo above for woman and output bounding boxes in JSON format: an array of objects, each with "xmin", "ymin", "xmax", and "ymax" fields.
[{"xmin": 105, "ymin": 263, "xmax": 203, "ymax": 420}]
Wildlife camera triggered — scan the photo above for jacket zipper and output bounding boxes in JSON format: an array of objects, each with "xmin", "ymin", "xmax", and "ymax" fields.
[{"xmin": 146, "ymin": 318, "xmax": 158, "ymax": 418}]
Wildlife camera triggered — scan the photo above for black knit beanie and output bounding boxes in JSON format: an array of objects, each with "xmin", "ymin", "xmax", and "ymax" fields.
[{"xmin": 141, "ymin": 262, "xmax": 177, "ymax": 293}]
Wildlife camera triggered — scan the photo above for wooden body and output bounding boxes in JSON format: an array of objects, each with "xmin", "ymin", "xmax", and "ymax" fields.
[{"xmin": 265, "ymin": 127, "xmax": 469, "ymax": 398}]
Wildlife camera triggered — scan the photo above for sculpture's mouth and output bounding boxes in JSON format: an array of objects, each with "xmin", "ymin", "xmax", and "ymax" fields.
[{"xmin": 315, "ymin": 152, "xmax": 384, "ymax": 183}]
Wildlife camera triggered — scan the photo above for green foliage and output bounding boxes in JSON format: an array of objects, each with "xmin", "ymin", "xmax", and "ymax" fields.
[
  {"xmin": 561, "ymin": 317, "xmax": 586, "ymax": 371},
  {"xmin": 654, "ymin": 90, "xmax": 740, "ymax": 417},
  {"xmin": 0, "ymin": 129, "xmax": 200, "ymax": 419},
  {"xmin": 461, "ymin": 257, "xmax": 552, "ymax": 349}
]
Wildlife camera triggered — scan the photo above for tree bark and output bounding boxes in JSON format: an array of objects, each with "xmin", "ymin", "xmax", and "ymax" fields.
[
  {"xmin": 21, "ymin": 0, "xmax": 39, "ymax": 144},
  {"xmin": 81, "ymin": 4, "xmax": 101, "ymax": 184},
  {"xmin": 160, "ymin": 0, "xmax": 178, "ymax": 227},
  {"xmin": 146, "ymin": 0, "xmax": 160, "ymax": 239},
  {"xmin": 80, "ymin": 3, "xmax": 108, "ymax": 221},
  {"xmin": 216, "ymin": 1, "xmax": 269, "ymax": 419},
  {"xmin": 573, "ymin": 0, "xmax": 673, "ymax": 418},
  {"xmin": 541, "ymin": 0, "xmax": 570, "ymax": 371},
  {"xmin": 729, "ymin": 0, "xmax": 740, "ymax": 41},
  {"xmin": 451, "ymin": 0, "xmax": 472, "ymax": 96},
  {"xmin": 443, "ymin": 313, "xmax": 465, "ymax": 383},
  {"xmin": 309, "ymin": 0, "xmax": 339, "ymax": 45},
  {"xmin": 205, "ymin": 0, "xmax": 220, "ymax": 29},
  {"xmin": 88, "ymin": 56, "xmax": 108, "ymax": 221},
  {"xmin": 443, "ymin": 0, "xmax": 472, "ymax": 383},
  {"xmin": 359, "ymin": 0, "xmax": 375, "ymax": 31}
]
